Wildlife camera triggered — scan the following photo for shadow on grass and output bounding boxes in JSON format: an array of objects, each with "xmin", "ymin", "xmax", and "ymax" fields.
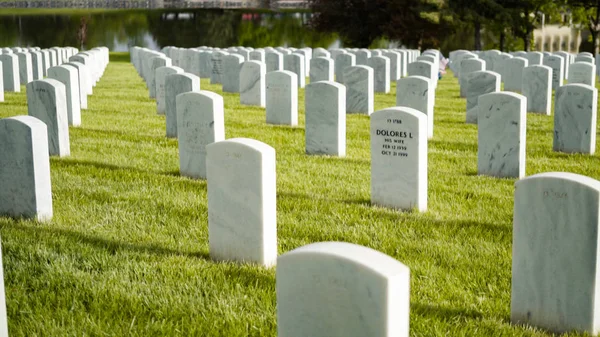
[
  {"xmin": 51, "ymin": 158, "xmax": 206, "ymax": 187},
  {"xmin": 412, "ymin": 302, "xmax": 484, "ymax": 320},
  {"xmin": 9, "ymin": 223, "xmax": 211, "ymax": 260},
  {"xmin": 430, "ymin": 140, "xmax": 476, "ymax": 153},
  {"xmin": 75, "ymin": 128, "xmax": 172, "ymax": 144}
]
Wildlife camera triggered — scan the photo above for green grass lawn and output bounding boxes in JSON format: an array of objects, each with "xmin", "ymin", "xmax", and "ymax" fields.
[{"xmin": 0, "ymin": 52, "xmax": 597, "ymax": 336}]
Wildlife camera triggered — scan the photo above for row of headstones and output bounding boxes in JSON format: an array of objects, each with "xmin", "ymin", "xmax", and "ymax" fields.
[
  {"xmin": 3, "ymin": 105, "xmax": 600, "ymax": 335},
  {"xmin": 0, "ymin": 46, "xmax": 109, "ymax": 221},
  {"xmin": 131, "ymin": 48, "xmax": 438, "ymax": 148},
  {"xmin": 128, "ymin": 51, "xmax": 437, "ymax": 199},
  {"xmin": 0, "ymin": 47, "xmax": 105, "ymax": 97},
  {"xmin": 454, "ymin": 49, "xmax": 597, "ymax": 95},
  {"xmin": 131, "ymin": 45, "xmax": 442, "ymax": 101},
  {"xmin": 131, "ymin": 45, "xmax": 422, "ymax": 86}
]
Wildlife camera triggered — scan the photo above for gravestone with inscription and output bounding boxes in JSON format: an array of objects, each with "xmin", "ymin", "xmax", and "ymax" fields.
[
  {"xmin": 554, "ymin": 51, "xmax": 570, "ymax": 80},
  {"xmin": 396, "ymin": 76, "xmax": 434, "ymax": 139},
  {"xmin": 553, "ymin": 83, "xmax": 597, "ymax": 154},
  {"xmin": 266, "ymin": 70, "xmax": 298, "ymax": 126},
  {"xmin": 512, "ymin": 172, "xmax": 600, "ymax": 335},
  {"xmin": 335, "ymin": 53, "xmax": 356, "ymax": 84},
  {"xmin": 309, "ymin": 57, "xmax": 334, "ymax": 83},
  {"xmin": 240, "ymin": 61, "xmax": 266, "ymax": 107},
  {"xmin": 522, "ymin": 65, "xmax": 552, "ymax": 115},
  {"xmin": 305, "ymin": 81, "xmax": 346, "ymax": 156},
  {"xmin": 222, "ymin": 54, "xmax": 244, "ymax": 93},
  {"xmin": 0, "ymin": 116, "xmax": 52, "ymax": 221},
  {"xmin": 544, "ymin": 55, "xmax": 565, "ymax": 90},
  {"xmin": 206, "ymin": 138, "xmax": 277, "ymax": 267},
  {"xmin": 568, "ymin": 62, "xmax": 596, "ymax": 86},
  {"xmin": 47, "ymin": 65, "xmax": 81, "ymax": 126},
  {"xmin": 165, "ymin": 73, "xmax": 200, "ymax": 138},
  {"xmin": 368, "ymin": 56, "xmax": 391, "ymax": 93},
  {"xmin": 155, "ymin": 66, "xmax": 183, "ymax": 115},
  {"xmin": 284, "ymin": 53, "xmax": 306, "ymax": 88},
  {"xmin": 477, "ymin": 92, "xmax": 526, "ymax": 178},
  {"xmin": 371, "ymin": 107, "xmax": 427, "ymax": 212},
  {"xmin": 277, "ymin": 242, "xmax": 410, "ymax": 337},
  {"xmin": 210, "ymin": 51, "xmax": 229, "ymax": 85},
  {"xmin": 0, "ymin": 54, "xmax": 20, "ymax": 92},
  {"xmin": 177, "ymin": 91, "xmax": 225, "ymax": 179},
  {"xmin": 465, "ymin": 71, "xmax": 501, "ymax": 124},
  {"xmin": 26, "ymin": 79, "xmax": 70, "ymax": 157},
  {"xmin": 344, "ymin": 65, "xmax": 374, "ymax": 115}
]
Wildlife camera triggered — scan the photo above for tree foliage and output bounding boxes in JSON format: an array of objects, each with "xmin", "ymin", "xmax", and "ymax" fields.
[{"xmin": 308, "ymin": 0, "xmax": 447, "ymax": 48}]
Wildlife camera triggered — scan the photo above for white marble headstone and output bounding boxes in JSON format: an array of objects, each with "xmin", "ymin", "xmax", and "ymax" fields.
[
  {"xmin": 47, "ymin": 65, "xmax": 81, "ymax": 127},
  {"xmin": 305, "ymin": 81, "xmax": 346, "ymax": 156},
  {"xmin": 30, "ymin": 51, "xmax": 43, "ymax": 80},
  {"xmin": 543, "ymin": 55, "xmax": 564, "ymax": 90},
  {"xmin": 335, "ymin": 53, "xmax": 356, "ymax": 84},
  {"xmin": 155, "ymin": 66, "xmax": 183, "ymax": 115},
  {"xmin": 343, "ymin": 65, "xmax": 374, "ymax": 115},
  {"xmin": 355, "ymin": 49, "xmax": 371, "ymax": 66},
  {"xmin": 177, "ymin": 91, "xmax": 225, "ymax": 179},
  {"xmin": 512, "ymin": 172, "xmax": 600, "ymax": 335},
  {"xmin": 0, "ymin": 54, "xmax": 20, "ymax": 92},
  {"xmin": 222, "ymin": 54, "xmax": 244, "ymax": 93},
  {"xmin": 277, "ymin": 241, "xmax": 410, "ymax": 337},
  {"xmin": 407, "ymin": 61, "xmax": 435, "ymax": 88},
  {"xmin": 266, "ymin": 70, "xmax": 298, "ymax": 126},
  {"xmin": 26, "ymin": 79, "xmax": 69, "ymax": 157},
  {"xmin": 568, "ymin": 62, "xmax": 596, "ymax": 86},
  {"xmin": 553, "ymin": 83, "xmax": 597, "ymax": 154},
  {"xmin": 383, "ymin": 51, "xmax": 401, "ymax": 81},
  {"xmin": 368, "ymin": 56, "xmax": 390, "ymax": 93},
  {"xmin": 210, "ymin": 51, "xmax": 229, "ymax": 85},
  {"xmin": 502, "ymin": 57, "xmax": 528, "ymax": 92},
  {"xmin": 459, "ymin": 58, "xmax": 486, "ymax": 98},
  {"xmin": 309, "ymin": 57, "xmax": 333, "ymax": 83},
  {"xmin": 165, "ymin": 73, "xmax": 200, "ymax": 138},
  {"xmin": 522, "ymin": 65, "xmax": 551, "ymax": 115},
  {"xmin": 16, "ymin": 52, "xmax": 32, "ymax": 85},
  {"xmin": 206, "ymin": 138, "xmax": 277, "ymax": 266},
  {"xmin": 371, "ymin": 107, "xmax": 427, "ymax": 211},
  {"xmin": 64, "ymin": 61, "xmax": 89, "ymax": 110},
  {"xmin": 477, "ymin": 92, "xmax": 526, "ymax": 178},
  {"xmin": 149, "ymin": 56, "xmax": 171, "ymax": 99},
  {"xmin": 525, "ymin": 51, "xmax": 543, "ymax": 66},
  {"xmin": 265, "ymin": 51, "xmax": 283, "ymax": 73},
  {"xmin": 284, "ymin": 53, "xmax": 305, "ymax": 88},
  {"xmin": 396, "ymin": 76, "xmax": 434, "ymax": 139},
  {"xmin": 240, "ymin": 60, "xmax": 266, "ymax": 107},
  {"xmin": 465, "ymin": 70, "xmax": 501, "ymax": 124},
  {"xmin": 0, "ymin": 115, "xmax": 52, "ymax": 221}
]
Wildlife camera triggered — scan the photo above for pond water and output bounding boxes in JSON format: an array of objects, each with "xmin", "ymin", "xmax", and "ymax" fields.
[{"xmin": 0, "ymin": 9, "xmax": 339, "ymax": 51}]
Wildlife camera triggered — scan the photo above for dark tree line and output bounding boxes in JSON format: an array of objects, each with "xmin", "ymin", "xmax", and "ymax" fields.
[{"xmin": 308, "ymin": 0, "xmax": 600, "ymax": 53}]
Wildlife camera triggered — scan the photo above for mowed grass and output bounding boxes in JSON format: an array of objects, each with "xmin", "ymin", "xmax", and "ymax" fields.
[{"xmin": 0, "ymin": 52, "xmax": 598, "ymax": 336}]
